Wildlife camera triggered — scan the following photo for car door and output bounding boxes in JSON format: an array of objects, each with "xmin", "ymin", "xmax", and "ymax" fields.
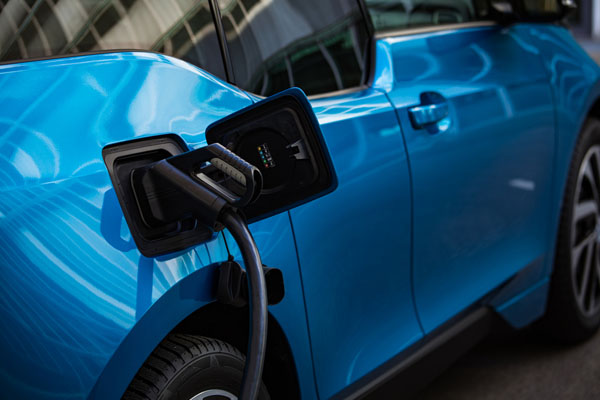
[
  {"xmin": 367, "ymin": 1, "xmax": 556, "ymax": 333},
  {"xmin": 215, "ymin": 0, "xmax": 423, "ymax": 398},
  {"xmin": 294, "ymin": 89, "xmax": 421, "ymax": 399}
]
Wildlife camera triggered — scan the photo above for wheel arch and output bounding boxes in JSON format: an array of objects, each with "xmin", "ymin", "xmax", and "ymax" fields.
[
  {"xmin": 173, "ymin": 302, "xmax": 301, "ymax": 400},
  {"xmin": 536, "ymin": 80, "xmax": 600, "ymax": 295},
  {"xmin": 549, "ymin": 79, "xmax": 600, "ymax": 263},
  {"xmin": 553, "ymin": 82, "xmax": 600, "ymax": 225},
  {"xmin": 585, "ymin": 93, "xmax": 600, "ymax": 124},
  {"xmin": 491, "ymin": 80, "xmax": 600, "ymax": 329},
  {"xmin": 88, "ymin": 264, "xmax": 299, "ymax": 400}
]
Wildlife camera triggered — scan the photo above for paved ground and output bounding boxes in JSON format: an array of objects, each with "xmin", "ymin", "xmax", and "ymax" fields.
[{"xmin": 416, "ymin": 327, "xmax": 600, "ymax": 399}]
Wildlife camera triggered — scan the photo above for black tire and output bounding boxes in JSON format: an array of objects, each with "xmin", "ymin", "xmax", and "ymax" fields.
[
  {"xmin": 122, "ymin": 334, "xmax": 270, "ymax": 400},
  {"xmin": 542, "ymin": 117, "xmax": 600, "ymax": 343}
]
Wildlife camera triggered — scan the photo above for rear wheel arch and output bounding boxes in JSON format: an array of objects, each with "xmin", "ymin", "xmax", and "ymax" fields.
[
  {"xmin": 88, "ymin": 265, "xmax": 219, "ymax": 400},
  {"xmin": 553, "ymin": 93, "xmax": 600, "ymax": 240},
  {"xmin": 548, "ymin": 91, "xmax": 600, "ymax": 265},
  {"xmin": 172, "ymin": 303, "xmax": 301, "ymax": 400},
  {"xmin": 585, "ymin": 95, "xmax": 600, "ymax": 124},
  {"xmin": 542, "ymin": 117, "xmax": 600, "ymax": 342},
  {"xmin": 89, "ymin": 268, "xmax": 300, "ymax": 400}
]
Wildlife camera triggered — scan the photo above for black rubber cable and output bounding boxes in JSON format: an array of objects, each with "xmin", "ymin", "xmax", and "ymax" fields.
[{"xmin": 221, "ymin": 210, "xmax": 268, "ymax": 400}]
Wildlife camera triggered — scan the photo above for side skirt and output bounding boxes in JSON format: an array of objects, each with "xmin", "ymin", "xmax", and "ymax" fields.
[{"xmin": 331, "ymin": 307, "xmax": 500, "ymax": 399}]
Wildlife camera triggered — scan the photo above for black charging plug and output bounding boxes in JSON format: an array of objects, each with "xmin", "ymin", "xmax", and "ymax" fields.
[
  {"xmin": 130, "ymin": 142, "xmax": 269, "ymax": 400},
  {"xmin": 131, "ymin": 143, "xmax": 262, "ymax": 231}
]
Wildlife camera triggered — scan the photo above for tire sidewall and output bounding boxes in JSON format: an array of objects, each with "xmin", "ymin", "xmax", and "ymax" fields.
[
  {"xmin": 123, "ymin": 335, "xmax": 271, "ymax": 400},
  {"xmin": 553, "ymin": 118, "xmax": 600, "ymax": 334},
  {"xmin": 159, "ymin": 352, "xmax": 245, "ymax": 400}
]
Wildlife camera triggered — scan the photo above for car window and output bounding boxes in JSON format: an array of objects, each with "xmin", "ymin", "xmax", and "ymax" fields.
[
  {"xmin": 0, "ymin": 0, "xmax": 226, "ymax": 80},
  {"xmin": 216, "ymin": 0, "xmax": 370, "ymax": 97},
  {"xmin": 365, "ymin": 0, "xmax": 489, "ymax": 33},
  {"xmin": 523, "ymin": 0, "xmax": 560, "ymax": 13}
]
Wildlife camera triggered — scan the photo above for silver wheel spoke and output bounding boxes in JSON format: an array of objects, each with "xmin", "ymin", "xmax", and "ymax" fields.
[
  {"xmin": 577, "ymin": 242, "xmax": 593, "ymax": 306},
  {"xmin": 583, "ymin": 161, "xmax": 600, "ymax": 204},
  {"xmin": 574, "ymin": 200, "xmax": 598, "ymax": 222},
  {"xmin": 573, "ymin": 231, "xmax": 596, "ymax": 263},
  {"xmin": 571, "ymin": 145, "xmax": 600, "ymax": 316}
]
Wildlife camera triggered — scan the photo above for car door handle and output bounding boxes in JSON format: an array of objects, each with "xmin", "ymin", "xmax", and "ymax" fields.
[{"xmin": 408, "ymin": 102, "xmax": 449, "ymax": 129}]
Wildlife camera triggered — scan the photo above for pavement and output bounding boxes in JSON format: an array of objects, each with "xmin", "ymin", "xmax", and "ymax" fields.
[{"xmin": 415, "ymin": 327, "xmax": 600, "ymax": 400}]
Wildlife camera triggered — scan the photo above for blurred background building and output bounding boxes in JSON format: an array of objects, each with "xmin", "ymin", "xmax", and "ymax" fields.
[
  {"xmin": 0, "ymin": 0, "xmax": 366, "ymax": 96},
  {"xmin": 570, "ymin": 0, "xmax": 600, "ymax": 62},
  {"xmin": 0, "ymin": 0, "xmax": 599, "ymax": 68},
  {"xmin": 0, "ymin": 0, "xmax": 229, "ymax": 79}
]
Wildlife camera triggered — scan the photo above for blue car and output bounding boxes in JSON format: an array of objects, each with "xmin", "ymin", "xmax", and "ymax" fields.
[{"xmin": 1, "ymin": 0, "xmax": 599, "ymax": 398}]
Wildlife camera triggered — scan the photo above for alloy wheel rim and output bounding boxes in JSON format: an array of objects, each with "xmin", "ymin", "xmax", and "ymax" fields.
[
  {"xmin": 189, "ymin": 389, "xmax": 237, "ymax": 400},
  {"xmin": 571, "ymin": 145, "xmax": 600, "ymax": 317}
]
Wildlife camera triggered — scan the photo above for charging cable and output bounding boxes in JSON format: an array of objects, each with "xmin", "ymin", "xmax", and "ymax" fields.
[
  {"xmin": 141, "ymin": 144, "xmax": 268, "ymax": 400},
  {"xmin": 221, "ymin": 210, "xmax": 268, "ymax": 400}
]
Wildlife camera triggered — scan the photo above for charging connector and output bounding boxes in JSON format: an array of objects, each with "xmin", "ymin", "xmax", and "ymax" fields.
[
  {"xmin": 131, "ymin": 143, "xmax": 267, "ymax": 400},
  {"xmin": 103, "ymin": 88, "xmax": 337, "ymax": 400}
]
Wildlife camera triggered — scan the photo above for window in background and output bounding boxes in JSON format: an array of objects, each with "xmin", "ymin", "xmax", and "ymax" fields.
[
  {"xmin": 566, "ymin": 0, "xmax": 590, "ymax": 38},
  {"xmin": 365, "ymin": 0, "xmax": 489, "ymax": 33},
  {"xmin": 0, "ymin": 0, "xmax": 226, "ymax": 80},
  {"xmin": 217, "ymin": 0, "xmax": 370, "ymax": 96},
  {"xmin": 524, "ymin": 0, "xmax": 559, "ymax": 13},
  {"xmin": 523, "ymin": 0, "xmax": 560, "ymax": 13}
]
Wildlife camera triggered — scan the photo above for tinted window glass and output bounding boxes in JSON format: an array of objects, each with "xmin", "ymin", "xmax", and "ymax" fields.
[
  {"xmin": 523, "ymin": 0, "xmax": 560, "ymax": 13},
  {"xmin": 0, "ymin": 0, "xmax": 226, "ymax": 80},
  {"xmin": 365, "ymin": 0, "xmax": 489, "ymax": 33},
  {"xmin": 217, "ymin": 0, "xmax": 369, "ymax": 96}
]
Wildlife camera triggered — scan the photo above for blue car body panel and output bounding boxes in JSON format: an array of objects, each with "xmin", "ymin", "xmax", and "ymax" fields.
[
  {"xmin": 0, "ymin": 52, "xmax": 313, "ymax": 399},
  {"xmin": 1, "ymin": 22, "xmax": 600, "ymax": 400},
  {"xmin": 374, "ymin": 24, "xmax": 556, "ymax": 334},
  {"xmin": 0, "ymin": 52, "xmax": 250, "ymax": 399},
  {"xmin": 91, "ymin": 214, "xmax": 318, "ymax": 400},
  {"xmin": 291, "ymin": 87, "xmax": 421, "ymax": 398},
  {"xmin": 487, "ymin": 24, "xmax": 600, "ymax": 328}
]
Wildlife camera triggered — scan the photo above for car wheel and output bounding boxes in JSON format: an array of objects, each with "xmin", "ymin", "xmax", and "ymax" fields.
[
  {"xmin": 543, "ymin": 117, "xmax": 600, "ymax": 343},
  {"xmin": 122, "ymin": 334, "xmax": 270, "ymax": 400}
]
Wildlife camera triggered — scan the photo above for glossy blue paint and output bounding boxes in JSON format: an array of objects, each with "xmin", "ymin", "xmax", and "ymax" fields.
[
  {"xmin": 496, "ymin": 279, "xmax": 550, "ymax": 329},
  {"xmin": 515, "ymin": 24, "xmax": 600, "ymax": 276},
  {"xmin": 374, "ymin": 26, "xmax": 557, "ymax": 333},
  {"xmin": 0, "ymin": 52, "xmax": 318, "ymax": 399},
  {"xmin": 225, "ymin": 214, "xmax": 320, "ymax": 400},
  {"xmin": 484, "ymin": 24, "xmax": 600, "ymax": 327},
  {"xmin": 2, "ymin": 20, "xmax": 600, "ymax": 400},
  {"xmin": 294, "ymin": 87, "xmax": 421, "ymax": 399},
  {"xmin": 91, "ymin": 214, "xmax": 317, "ymax": 400}
]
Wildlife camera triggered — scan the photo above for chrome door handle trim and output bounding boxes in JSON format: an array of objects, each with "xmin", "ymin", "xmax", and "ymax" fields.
[{"xmin": 408, "ymin": 102, "xmax": 449, "ymax": 129}]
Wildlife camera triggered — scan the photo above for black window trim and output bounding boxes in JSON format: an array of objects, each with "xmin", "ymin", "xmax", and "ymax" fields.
[{"xmin": 208, "ymin": 0, "xmax": 235, "ymax": 83}]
